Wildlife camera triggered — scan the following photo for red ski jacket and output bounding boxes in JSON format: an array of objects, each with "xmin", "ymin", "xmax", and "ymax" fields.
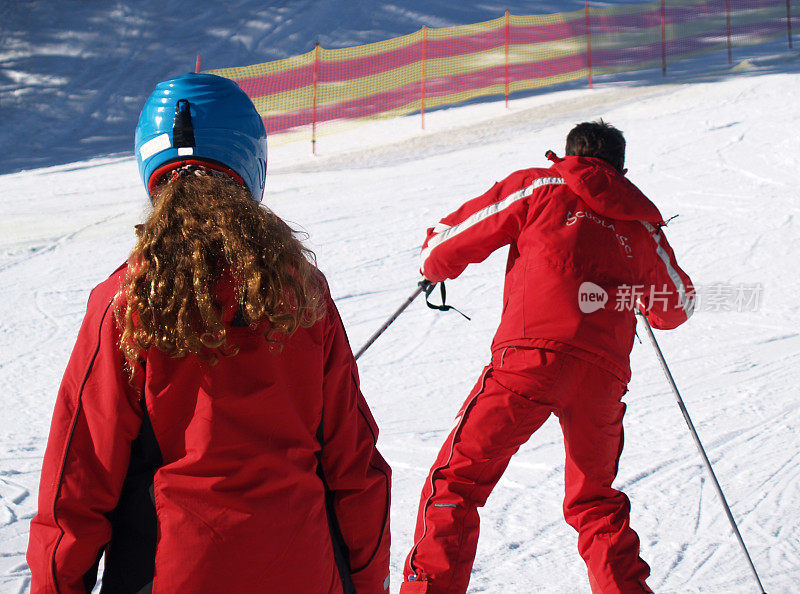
[
  {"xmin": 421, "ymin": 154, "xmax": 694, "ymax": 382},
  {"xmin": 27, "ymin": 264, "xmax": 391, "ymax": 593}
]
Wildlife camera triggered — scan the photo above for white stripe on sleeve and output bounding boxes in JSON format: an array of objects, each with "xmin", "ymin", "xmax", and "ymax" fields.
[
  {"xmin": 641, "ymin": 221, "xmax": 694, "ymax": 317},
  {"xmin": 421, "ymin": 177, "xmax": 564, "ymax": 273}
]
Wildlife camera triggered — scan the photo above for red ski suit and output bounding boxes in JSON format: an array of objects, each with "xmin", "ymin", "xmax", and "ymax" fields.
[
  {"xmin": 402, "ymin": 155, "xmax": 694, "ymax": 594},
  {"xmin": 27, "ymin": 265, "xmax": 391, "ymax": 594}
]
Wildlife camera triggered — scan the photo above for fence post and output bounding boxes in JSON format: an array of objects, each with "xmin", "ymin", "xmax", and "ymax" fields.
[
  {"xmin": 725, "ymin": 0, "xmax": 732, "ymax": 64},
  {"xmin": 585, "ymin": 1, "xmax": 593, "ymax": 89},
  {"xmin": 661, "ymin": 0, "xmax": 666, "ymax": 76},
  {"xmin": 504, "ymin": 10, "xmax": 510, "ymax": 108},
  {"xmin": 195, "ymin": 55, "xmax": 202, "ymax": 73},
  {"xmin": 788, "ymin": 0, "xmax": 794, "ymax": 49},
  {"xmin": 421, "ymin": 26, "xmax": 427, "ymax": 130},
  {"xmin": 312, "ymin": 42, "xmax": 320, "ymax": 155}
]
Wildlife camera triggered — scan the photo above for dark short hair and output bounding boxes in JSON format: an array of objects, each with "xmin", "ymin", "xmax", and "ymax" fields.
[{"xmin": 565, "ymin": 120, "xmax": 626, "ymax": 171}]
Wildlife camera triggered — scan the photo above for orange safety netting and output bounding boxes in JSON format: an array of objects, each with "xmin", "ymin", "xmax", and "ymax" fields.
[{"xmin": 208, "ymin": 1, "xmax": 797, "ymax": 145}]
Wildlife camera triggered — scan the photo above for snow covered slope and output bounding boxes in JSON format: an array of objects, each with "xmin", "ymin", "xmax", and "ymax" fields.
[{"xmin": 2, "ymin": 47, "xmax": 800, "ymax": 592}]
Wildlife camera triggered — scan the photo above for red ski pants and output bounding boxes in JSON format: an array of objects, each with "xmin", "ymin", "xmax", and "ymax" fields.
[{"xmin": 402, "ymin": 347, "xmax": 652, "ymax": 594}]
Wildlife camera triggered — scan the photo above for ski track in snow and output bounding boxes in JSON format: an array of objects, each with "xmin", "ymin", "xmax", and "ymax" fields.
[{"xmin": 2, "ymin": 30, "xmax": 800, "ymax": 594}]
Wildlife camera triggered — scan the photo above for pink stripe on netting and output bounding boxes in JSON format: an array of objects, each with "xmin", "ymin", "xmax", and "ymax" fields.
[
  {"xmin": 264, "ymin": 112, "xmax": 312, "ymax": 135},
  {"xmin": 448, "ymin": 54, "xmax": 587, "ymax": 92},
  {"xmin": 319, "ymin": 45, "xmax": 423, "ymax": 81},
  {"xmin": 425, "ymin": 29, "xmax": 504, "ymax": 58}
]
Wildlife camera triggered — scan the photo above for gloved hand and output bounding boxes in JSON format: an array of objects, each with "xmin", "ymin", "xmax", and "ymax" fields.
[{"xmin": 418, "ymin": 278, "xmax": 436, "ymax": 297}]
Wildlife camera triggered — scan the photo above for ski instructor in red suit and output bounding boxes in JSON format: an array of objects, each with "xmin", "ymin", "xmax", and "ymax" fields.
[
  {"xmin": 27, "ymin": 73, "xmax": 391, "ymax": 593},
  {"xmin": 401, "ymin": 121, "xmax": 694, "ymax": 594}
]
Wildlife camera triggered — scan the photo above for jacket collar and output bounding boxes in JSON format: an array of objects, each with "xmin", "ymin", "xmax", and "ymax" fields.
[{"xmin": 546, "ymin": 152, "xmax": 664, "ymax": 224}]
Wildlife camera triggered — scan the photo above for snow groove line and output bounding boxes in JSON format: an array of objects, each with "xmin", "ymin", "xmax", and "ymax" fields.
[
  {"xmin": 0, "ymin": 477, "xmax": 30, "ymax": 506},
  {"xmin": 0, "ymin": 211, "xmax": 127, "ymax": 273},
  {"xmin": 270, "ymin": 84, "xmax": 678, "ymax": 175}
]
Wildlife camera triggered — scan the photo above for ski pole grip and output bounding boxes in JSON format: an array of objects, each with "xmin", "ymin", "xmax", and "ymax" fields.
[{"xmin": 419, "ymin": 279, "xmax": 436, "ymax": 297}]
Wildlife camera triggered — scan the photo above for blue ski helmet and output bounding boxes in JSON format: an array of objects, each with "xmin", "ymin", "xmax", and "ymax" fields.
[{"xmin": 135, "ymin": 73, "xmax": 267, "ymax": 201}]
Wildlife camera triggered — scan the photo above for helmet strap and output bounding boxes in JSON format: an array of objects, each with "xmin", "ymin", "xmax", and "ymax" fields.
[
  {"xmin": 148, "ymin": 159, "xmax": 246, "ymax": 195},
  {"xmin": 168, "ymin": 163, "xmax": 226, "ymax": 183}
]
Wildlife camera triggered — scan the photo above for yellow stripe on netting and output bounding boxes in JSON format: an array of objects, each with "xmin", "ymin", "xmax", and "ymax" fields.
[
  {"xmin": 208, "ymin": 49, "xmax": 315, "ymax": 84},
  {"xmin": 509, "ymin": 38, "xmax": 587, "ymax": 62},
  {"xmin": 246, "ymin": 55, "xmax": 424, "ymax": 117},
  {"xmin": 423, "ymin": 38, "xmax": 587, "ymax": 87},
  {"xmin": 315, "ymin": 61, "xmax": 423, "ymax": 109},
  {"xmin": 250, "ymin": 85, "xmax": 313, "ymax": 117},
  {"xmin": 425, "ymin": 49, "xmax": 502, "ymax": 81}
]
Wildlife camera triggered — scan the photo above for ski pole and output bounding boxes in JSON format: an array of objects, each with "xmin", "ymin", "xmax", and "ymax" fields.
[
  {"xmin": 354, "ymin": 282, "xmax": 430, "ymax": 360},
  {"xmin": 636, "ymin": 312, "xmax": 767, "ymax": 594}
]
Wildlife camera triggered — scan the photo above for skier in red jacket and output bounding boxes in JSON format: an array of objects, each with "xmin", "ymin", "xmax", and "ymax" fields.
[
  {"xmin": 27, "ymin": 73, "xmax": 391, "ymax": 594},
  {"xmin": 401, "ymin": 121, "xmax": 694, "ymax": 594}
]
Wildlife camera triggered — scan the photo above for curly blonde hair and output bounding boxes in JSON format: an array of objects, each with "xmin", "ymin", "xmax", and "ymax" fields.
[{"xmin": 116, "ymin": 172, "xmax": 325, "ymax": 373}]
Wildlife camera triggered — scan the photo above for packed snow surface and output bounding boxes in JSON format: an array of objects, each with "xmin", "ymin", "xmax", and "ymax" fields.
[{"xmin": 2, "ymin": 3, "xmax": 800, "ymax": 593}]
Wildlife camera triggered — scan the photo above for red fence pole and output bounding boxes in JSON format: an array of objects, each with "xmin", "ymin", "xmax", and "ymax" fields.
[
  {"xmin": 506, "ymin": 9, "xmax": 510, "ymax": 109},
  {"xmin": 660, "ymin": 0, "xmax": 666, "ymax": 76},
  {"xmin": 725, "ymin": 0, "xmax": 732, "ymax": 64},
  {"xmin": 195, "ymin": 55, "xmax": 202, "ymax": 73},
  {"xmin": 788, "ymin": 0, "xmax": 794, "ymax": 49},
  {"xmin": 312, "ymin": 42, "xmax": 319, "ymax": 155},
  {"xmin": 421, "ymin": 26, "xmax": 427, "ymax": 130},
  {"xmin": 585, "ymin": 1, "xmax": 593, "ymax": 89}
]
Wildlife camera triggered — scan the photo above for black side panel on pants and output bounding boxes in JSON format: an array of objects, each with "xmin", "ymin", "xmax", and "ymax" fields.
[{"xmin": 101, "ymin": 399, "xmax": 162, "ymax": 593}]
